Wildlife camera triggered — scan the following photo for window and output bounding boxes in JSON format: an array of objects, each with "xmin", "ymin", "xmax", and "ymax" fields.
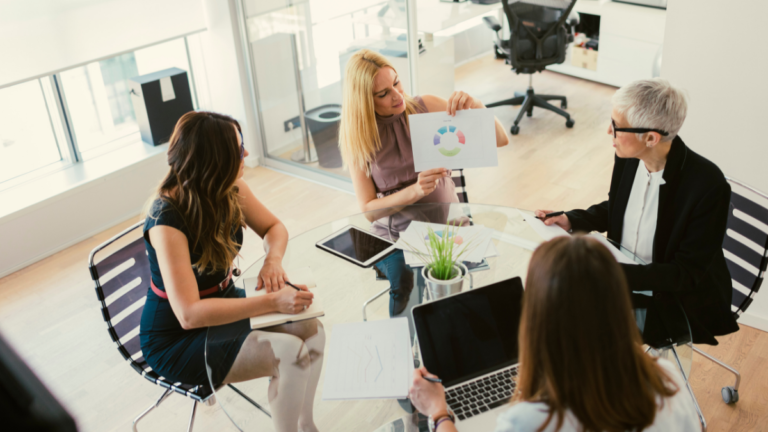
[
  {"xmin": 0, "ymin": 79, "xmax": 68, "ymax": 184},
  {"xmin": 0, "ymin": 36, "xmax": 199, "ymax": 187}
]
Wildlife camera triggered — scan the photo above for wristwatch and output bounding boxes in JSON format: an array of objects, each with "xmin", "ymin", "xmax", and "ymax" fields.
[{"xmin": 428, "ymin": 406, "xmax": 455, "ymax": 432}]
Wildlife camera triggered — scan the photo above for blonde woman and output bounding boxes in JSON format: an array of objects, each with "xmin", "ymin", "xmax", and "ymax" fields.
[{"xmin": 339, "ymin": 49, "xmax": 509, "ymax": 234}]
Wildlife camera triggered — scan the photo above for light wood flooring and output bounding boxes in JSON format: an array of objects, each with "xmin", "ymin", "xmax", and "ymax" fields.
[{"xmin": 1, "ymin": 55, "xmax": 767, "ymax": 431}]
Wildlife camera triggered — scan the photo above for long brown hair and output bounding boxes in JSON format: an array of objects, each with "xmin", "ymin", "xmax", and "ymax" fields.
[
  {"xmin": 339, "ymin": 49, "xmax": 421, "ymax": 174},
  {"xmin": 147, "ymin": 111, "xmax": 244, "ymax": 274},
  {"xmin": 514, "ymin": 236, "xmax": 677, "ymax": 432}
]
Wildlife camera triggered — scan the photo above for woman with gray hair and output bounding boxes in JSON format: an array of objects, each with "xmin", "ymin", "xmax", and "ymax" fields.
[{"xmin": 536, "ymin": 78, "xmax": 738, "ymax": 346}]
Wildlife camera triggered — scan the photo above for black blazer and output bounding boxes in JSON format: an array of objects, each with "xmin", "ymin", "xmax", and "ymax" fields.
[{"xmin": 566, "ymin": 136, "xmax": 739, "ymax": 345}]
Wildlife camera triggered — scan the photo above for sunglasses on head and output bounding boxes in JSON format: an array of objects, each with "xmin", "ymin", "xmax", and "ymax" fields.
[{"xmin": 611, "ymin": 118, "xmax": 669, "ymax": 139}]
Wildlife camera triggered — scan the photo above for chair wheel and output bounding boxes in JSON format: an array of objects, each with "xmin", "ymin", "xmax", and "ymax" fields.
[
  {"xmin": 561, "ymin": 101, "xmax": 567, "ymax": 109},
  {"xmin": 721, "ymin": 386, "xmax": 739, "ymax": 404},
  {"xmin": 510, "ymin": 125, "xmax": 520, "ymax": 135},
  {"xmin": 526, "ymin": 110, "xmax": 533, "ymax": 117},
  {"xmin": 566, "ymin": 119, "xmax": 575, "ymax": 128}
]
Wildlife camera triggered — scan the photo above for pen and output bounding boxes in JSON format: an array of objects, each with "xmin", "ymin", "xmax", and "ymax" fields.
[
  {"xmin": 285, "ymin": 281, "xmax": 302, "ymax": 291},
  {"xmin": 536, "ymin": 211, "xmax": 564, "ymax": 220},
  {"xmin": 423, "ymin": 376, "xmax": 442, "ymax": 384}
]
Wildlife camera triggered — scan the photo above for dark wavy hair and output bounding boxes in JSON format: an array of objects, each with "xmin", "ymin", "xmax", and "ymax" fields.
[
  {"xmin": 147, "ymin": 111, "xmax": 244, "ymax": 274},
  {"xmin": 513, "ymin": 235, "xmax": 678, "ymax": 432}
]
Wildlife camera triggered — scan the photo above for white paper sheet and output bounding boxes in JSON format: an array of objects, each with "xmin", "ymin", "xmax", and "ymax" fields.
[
  {"xmin": 404, "ymin": 237, "xmax": 498, "ymax": 267},
  {"xmin": 159, "ymin": 76, "xmax": 176, "ymax": 102},
  {"xmin": 517, "ymin": 209, "xmax": 571, "ymax": 242},
  {"xmin": 322, "ymin": 318, "xmax": 413, "ymax": 400},
  {"xmin": 409, "ymin": 109, "xmax": 498, "ymax": 171},
  {"xmin": 587, "ymin": 232, "xmax": 638, "ymax": 265}
]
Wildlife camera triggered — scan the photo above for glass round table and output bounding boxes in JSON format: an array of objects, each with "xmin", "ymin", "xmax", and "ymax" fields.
[{"xmin": 205, "ymin": 203, "xmax": 692, "ymax": 431}]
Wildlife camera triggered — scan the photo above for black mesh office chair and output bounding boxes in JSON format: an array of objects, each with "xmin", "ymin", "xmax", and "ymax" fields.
[
  {"xmin": 88, "ymin": 221, "xmax": 270, "ymax": 431},
  {"xmin": 693, "ymin": 177, "xmax": 768, "ymax": 405},
  {"xmin": 483, "ymin": 0, "xmax": 578, "ymax": 135}
]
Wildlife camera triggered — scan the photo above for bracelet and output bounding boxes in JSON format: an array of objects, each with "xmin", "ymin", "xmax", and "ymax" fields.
[{"xmin": 434, "ymin": 416, "xmax": 454, "ymax": 429}]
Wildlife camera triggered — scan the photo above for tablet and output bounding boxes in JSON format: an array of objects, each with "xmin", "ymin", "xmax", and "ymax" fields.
[{"xmin": 315, "ymin": 225, "xmax": 397, "ymax": 268}]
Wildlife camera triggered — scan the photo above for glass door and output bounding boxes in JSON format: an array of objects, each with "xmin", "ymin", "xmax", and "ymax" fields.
[{"xmin": 240, "ymin": 0, "xmax": 417, "ymax": 187}]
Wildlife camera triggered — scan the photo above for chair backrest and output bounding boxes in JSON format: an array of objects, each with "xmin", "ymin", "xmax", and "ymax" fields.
[
  {"xmin": 722, "ymin": 178, "xmax": 768, "ymax": 318},
  {"xmin": 502, "ymin": 0, "xmax": 576, "ymax": 73},
  {"xmin": 452, "ymin": 169, "xmax": 468, "ymax": 203}
]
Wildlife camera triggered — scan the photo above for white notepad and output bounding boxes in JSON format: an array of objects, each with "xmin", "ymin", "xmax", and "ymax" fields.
[
  {"xmin": 322, "ymin": 318, "xmax": 413, "ymax": 400},
  {"xmin": 243, "ymin": 268, "xmax": 324, "ymax": 329}
]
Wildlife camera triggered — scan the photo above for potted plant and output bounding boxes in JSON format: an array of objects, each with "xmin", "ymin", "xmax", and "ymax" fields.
[{"xmin": 403, "ymin": 221, "xmax": 476, "ymax": 298}]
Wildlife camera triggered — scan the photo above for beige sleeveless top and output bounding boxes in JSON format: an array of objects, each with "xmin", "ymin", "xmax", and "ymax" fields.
[{"xmin": 369, "ymin": 96, "xmax": 458, "ymax": 239}]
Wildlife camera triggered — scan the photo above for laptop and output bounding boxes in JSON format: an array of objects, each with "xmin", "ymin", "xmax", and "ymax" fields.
[{"xmin": 411, "ymin": 277, "xmax": 524, "ymax": 431}]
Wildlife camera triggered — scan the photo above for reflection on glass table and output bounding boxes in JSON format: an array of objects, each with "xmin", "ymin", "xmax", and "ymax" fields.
[{"xmin": 204, "ymin": 203, "xmax": 691, "ymax": 431}]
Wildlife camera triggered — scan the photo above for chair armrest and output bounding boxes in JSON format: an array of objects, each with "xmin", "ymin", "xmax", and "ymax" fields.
[
  {"xmin": 568, "ymin": 11, "xmax": 579, "ymax": 27},
  {"xmin": 482, "ymin": 16, "xmax": 502, "ymax": 32}
]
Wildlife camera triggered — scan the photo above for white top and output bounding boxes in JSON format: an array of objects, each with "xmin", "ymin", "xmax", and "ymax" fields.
[
  {"xmin": 495, "ymin": 358, "xmax": 700, "ymax": 432},
  {"xmin": 621, "ymin": 162, "xmax": 666, "ymax": 265}
]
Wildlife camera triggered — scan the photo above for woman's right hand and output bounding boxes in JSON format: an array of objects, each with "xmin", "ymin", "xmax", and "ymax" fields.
[
  {"xmin": 535, "ymin": 209, "xmax": 572, "ymax": 232},
  {"xmin": 271, "ymin": 284, "xmax": 314, "ymax": 314},
  {"xmin": 412, "ymin": 168, "xmax": 449, "ymax": 199}
]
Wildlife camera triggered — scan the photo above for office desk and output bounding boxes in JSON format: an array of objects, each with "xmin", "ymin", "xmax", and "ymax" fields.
[{"xmin": 205, "ymin": 203, "xmax": 691, "ymax": 431}]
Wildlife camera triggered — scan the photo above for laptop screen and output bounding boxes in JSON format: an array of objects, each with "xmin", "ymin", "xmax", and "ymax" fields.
[{"xmin": 412, "ymin": 277, "xmax": 524, "ymax": 388}]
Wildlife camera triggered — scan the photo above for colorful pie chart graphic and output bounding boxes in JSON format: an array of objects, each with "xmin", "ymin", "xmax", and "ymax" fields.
[{"xmin": 433, "ymin": 125, "xmax": 465, "ymax": 157}]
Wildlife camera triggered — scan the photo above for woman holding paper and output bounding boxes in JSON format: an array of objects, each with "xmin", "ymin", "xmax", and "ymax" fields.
[
  {"xmin": 140, "ymin": 111, "xmax": 324, "ymax": 432},
  {"xmin": 535, "ymin": 78, "xmax": 738, "ymax": 345}
]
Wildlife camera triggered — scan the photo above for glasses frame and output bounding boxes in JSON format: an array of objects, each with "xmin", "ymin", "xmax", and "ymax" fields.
[
  {"xmin": 238, "ymin": 130, "xmax": 245, "ymax": 159},
  {"xmin": 611, "ymin": 118, "xmax": 669, "ymax": 139}
]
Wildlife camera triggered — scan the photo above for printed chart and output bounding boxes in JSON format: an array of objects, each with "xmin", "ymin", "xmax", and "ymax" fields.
[{"xmin": 323, "ymin": 318, "xmax": 412, "ymax": 400}]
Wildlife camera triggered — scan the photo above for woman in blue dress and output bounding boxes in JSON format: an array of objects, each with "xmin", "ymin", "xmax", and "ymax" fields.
[{"xmin": 139, "ymin": 111, "xmax": 324, "ymax": 432}]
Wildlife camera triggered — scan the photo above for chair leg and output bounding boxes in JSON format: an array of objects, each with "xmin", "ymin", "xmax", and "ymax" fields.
[
  {"xmin": 362, "ymin": 287, "xmax": 390, "ymax": 321},
  {"xmin": 186, "ymin": 400, "xmax": 198, "ymax": 432},
  {"xmin": 513, "ymin": 96, "xmax": 534, "ymax": 126},
  {"xmin": 671, "ymin": 346, "xmax": 707, "ymax": 432},
  {"xmin": 531, "ymin": 96, "xmax": 571, "ymax": 120},
  {"xmin": 228, "ymin": 384, "xmax": 272, "ymax": 418},
  {"xmin": 692, "ymin": 346, "xmax": 741, "ymax": 391},
  {"xmin": 133, "ymin": 388, "xmax": 173, "ymax": 432},
  {"xmin": 485, "ymin": 95, "xmax": 526, "ymax": 108}
]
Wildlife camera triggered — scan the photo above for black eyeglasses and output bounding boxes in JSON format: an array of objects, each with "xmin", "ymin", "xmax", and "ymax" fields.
[
  {"xmin": 611, "ymin": 118, "xmax": 669, "ymax": 139},
  {"xmin": 238, "ymin": 130, "xmax": 245, "ymax": 159}
]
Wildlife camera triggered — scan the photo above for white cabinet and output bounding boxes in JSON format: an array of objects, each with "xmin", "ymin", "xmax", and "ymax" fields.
[{"xmin": 548, "ymin": 0, "xmax": 666, "ymax": 88}]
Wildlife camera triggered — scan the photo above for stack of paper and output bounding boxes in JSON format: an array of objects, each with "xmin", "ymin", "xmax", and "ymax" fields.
[{"xmin": 394, "ymin": 221, "xmax": 498, "ymax": 268}]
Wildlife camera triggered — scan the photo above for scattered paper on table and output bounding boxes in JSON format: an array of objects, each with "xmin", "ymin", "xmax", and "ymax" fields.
[
  {"xmin": 517, "ymin": 209, "xmax": 570, "ymax": 242},
  {"xmin": 409, "ymin": 109, "xmax": 498, "ymax": 171},
  {"xmin": 395, "ymin": 221, "xmax": 493, "ymax": 265},
  {"xmin": 323, "ymin": 318, "xmax": 413, "ymax": 400}
]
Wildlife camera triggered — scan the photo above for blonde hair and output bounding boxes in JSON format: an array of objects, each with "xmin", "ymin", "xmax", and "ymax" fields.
[{"xmin": 339, "ymin": 49, "xmax": 421, "ymax": 174}]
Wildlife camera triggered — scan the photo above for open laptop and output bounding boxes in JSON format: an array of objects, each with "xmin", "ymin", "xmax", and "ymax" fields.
[{"xmin": 411, "ymin": 277, "xmax": 524, "ymax": 431}]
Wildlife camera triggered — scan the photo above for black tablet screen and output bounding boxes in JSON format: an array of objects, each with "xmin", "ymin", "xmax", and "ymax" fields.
[{"xmin": 321, "ymin": 227, "xmax": 393, "ymax": 263}]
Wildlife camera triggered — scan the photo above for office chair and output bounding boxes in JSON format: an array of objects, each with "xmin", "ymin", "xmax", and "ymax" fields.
[
  {"xmin": 693, "ymin": 177, "xmax": 768, "ymax": 404},
  {"xmin": 483, "ymin": 0, "xmax": 578, "ymax": 135},
  {"xmin": 88, "ymin": 221, "xmax": 270, "ymax": 431}
]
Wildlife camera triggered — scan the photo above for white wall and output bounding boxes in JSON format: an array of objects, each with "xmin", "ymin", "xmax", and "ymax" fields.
[
  {"xmin": 0, "ymin": 0, "xmax": 260, "ymax": 278},
  {"xmin": 662, "ymin": 0, "xmax": 768, "ymax": 331}
]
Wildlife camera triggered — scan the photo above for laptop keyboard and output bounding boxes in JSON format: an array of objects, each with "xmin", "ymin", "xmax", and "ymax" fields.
[{"xmin": 445, "ymin": 367, "xmax": 518, "ymax": 421}]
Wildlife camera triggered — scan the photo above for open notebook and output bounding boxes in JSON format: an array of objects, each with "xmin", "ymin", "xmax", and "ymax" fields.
[{"xmin": 242, "ymin": 268, "xmax": 324, "ymax": 329}]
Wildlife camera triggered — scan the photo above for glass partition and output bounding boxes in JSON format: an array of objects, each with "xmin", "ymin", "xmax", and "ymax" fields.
[{"xmin": 241, "ymin": 0, "xmax": 416, "ymax": 183}]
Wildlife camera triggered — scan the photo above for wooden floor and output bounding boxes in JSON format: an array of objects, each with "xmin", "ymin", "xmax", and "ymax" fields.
[{"xmin": 1, "ymin": 55, "xmax": 767, "ymax": 432}]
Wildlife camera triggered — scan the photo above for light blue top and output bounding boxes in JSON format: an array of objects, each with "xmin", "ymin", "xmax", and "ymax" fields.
[{"xmin": 494, "ymin": 359, "xmax": 700, "ymax": 432}]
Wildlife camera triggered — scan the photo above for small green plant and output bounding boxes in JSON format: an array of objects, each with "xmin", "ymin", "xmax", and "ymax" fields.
[{"xmin": 403, "ymin": 220, "xmax": 476, "ymax": 281}]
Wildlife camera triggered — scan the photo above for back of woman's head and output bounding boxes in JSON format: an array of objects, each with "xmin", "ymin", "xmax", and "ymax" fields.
[
  {"xmin": 515, "ymin": 236, "xmax": 676, "ymax": 432},
  {"xmin": 150, "ymin": 111, "xmax": 244, "ymax": 274},
  {"xmin": 338, "ymin": 49, "xmax": 420, "ymax": 173}
]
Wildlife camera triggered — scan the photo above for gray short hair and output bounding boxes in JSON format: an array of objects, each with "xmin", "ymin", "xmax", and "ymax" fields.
[{"xmin": 611, "ymin": 78, "xmax": 688, "ymax": 142}]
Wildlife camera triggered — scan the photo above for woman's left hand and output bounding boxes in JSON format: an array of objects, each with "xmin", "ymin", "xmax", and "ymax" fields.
[
  {"xmin": 409, "ymin": 367, "xmax": 447, "ymax": 417},
  {"xmin": 256, "ymin": 257, "xmax": 288, "ymax": 293},
  {"xmin": 446, "ymin": 91, "xmax": 484, "ymax": 116}
]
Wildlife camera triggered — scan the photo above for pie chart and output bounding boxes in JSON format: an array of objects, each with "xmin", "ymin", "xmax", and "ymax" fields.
[{"xmin": 433, "ymin": 125, "xmax": 465, "ymax": 157}]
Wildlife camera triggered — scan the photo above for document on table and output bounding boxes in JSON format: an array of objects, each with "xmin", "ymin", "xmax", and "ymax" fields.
[
  {"xmin": 322, "ymin": 318, "xmax": 413, "ymax": 400},
  {"xmin": 587, "ymin": 232, "xmax": 638, "ymax": 265},
  {"xmin": 394, "ymin": 221, "xmax": 494, "ymax": 265},
  {"xmin": 517, "ymin": 209, "xmax": 571, "ymax": 242},
  {"xmin": 243, "ymin": 267, "xmax": 324, "ymax": 329},
  {"xmin": 409, "ymin": 109, "xmax": 498, "ymax": 171}
]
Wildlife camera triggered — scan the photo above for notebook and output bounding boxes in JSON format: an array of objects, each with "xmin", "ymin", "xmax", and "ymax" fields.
[{"xmin": 242, "ymin": 268, "xmax": 324, "ymax": 329}]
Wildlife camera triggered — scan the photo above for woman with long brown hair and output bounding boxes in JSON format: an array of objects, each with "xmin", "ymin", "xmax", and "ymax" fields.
[
  {"xmin": 139, "ymin": 111, "xmax": 324, "ymax": 432},
  {"xmin": 409, "ymin": 236, "xmax": 699, "ymax": 432}
]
